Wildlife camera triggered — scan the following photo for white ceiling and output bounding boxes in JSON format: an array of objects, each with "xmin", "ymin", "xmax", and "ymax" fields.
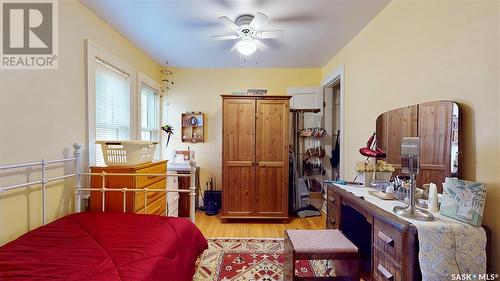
[{"xmin": 81, "ymin": 0, "xmax": 390, "ymax": 68}]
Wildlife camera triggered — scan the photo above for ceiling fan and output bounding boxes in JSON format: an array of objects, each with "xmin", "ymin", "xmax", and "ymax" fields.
[{"xmin": 212, "ymin": 12, "xmax": 284, "ymax": 56}]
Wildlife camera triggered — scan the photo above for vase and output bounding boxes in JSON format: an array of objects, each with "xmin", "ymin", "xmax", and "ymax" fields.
[
  {"xmin": 375, "ymin": 171, "xmax": 393, "ymax": 181},
  {"xmin": 358, "ymin": 171, "xmax": 373, "ymax": 187}
]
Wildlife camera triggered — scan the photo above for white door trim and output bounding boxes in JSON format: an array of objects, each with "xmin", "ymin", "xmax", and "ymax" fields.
[{"xmin": 322, "ymin": 64, "xmax": 345, "ymax": 179}]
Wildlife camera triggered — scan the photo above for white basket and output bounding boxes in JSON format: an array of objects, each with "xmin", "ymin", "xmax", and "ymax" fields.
[{"xmin": 96, "ymin": 141, "xmax": 158, "ymax": 166}]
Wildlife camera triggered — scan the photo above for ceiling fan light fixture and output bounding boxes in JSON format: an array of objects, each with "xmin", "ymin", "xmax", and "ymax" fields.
[{"xmin": 236, "ymin": 38, "xmax": 256, "ymax": 56}]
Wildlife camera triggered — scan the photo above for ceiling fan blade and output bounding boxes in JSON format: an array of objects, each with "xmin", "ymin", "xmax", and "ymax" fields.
[
  {"xmin": 230, "ymin": 42, "xmax": 238, "ymax": 52},
  {"xmin": 253, "ymin": 39, "xmax": 268, "ymax": 51},
  {"xmin": 212, "ymin": 34, "xmax": 239, "ymax": 40},
  {"xmin": 258, "ymin": 30, "xmax": 284, "ymax": 39},
  {"xmin": 218, "ymin": 16, "xmax": 239, "ymax": 30},
  {"xmin": 249, "ymin": 12, "xmax": 268, "ymax": 30}
]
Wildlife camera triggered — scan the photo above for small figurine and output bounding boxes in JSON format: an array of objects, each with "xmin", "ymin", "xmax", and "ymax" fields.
[{"xmin": 161, "ymin": 124, "xmax": 174, "ymax": 148}]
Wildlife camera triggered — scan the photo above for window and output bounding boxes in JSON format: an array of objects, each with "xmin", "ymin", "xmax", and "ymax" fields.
[
  {"xmin": 140, "ymin": 84, "xmax": 159, "ymax": 141},
  {"xmin": 138, "ymin": 73, "xmax": 162, "ymax": 160},
  {"xmin": 86, "ymin": 40, "xmax": 162, "ymax": 166},
  {"xmin": 94, "ymin": 58, "xmax": 132, "ymax": 166},
  {"xmin": 86, "ymin": 41, "xmax": 136, "ymax": 166}
]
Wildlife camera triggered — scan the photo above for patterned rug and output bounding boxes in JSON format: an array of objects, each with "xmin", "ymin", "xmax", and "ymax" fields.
[{"xmin": 193, "ymin": 238, "xmax": 334, "ymax": 281}]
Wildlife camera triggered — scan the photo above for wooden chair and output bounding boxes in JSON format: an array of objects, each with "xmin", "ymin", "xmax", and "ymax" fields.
[{"xmin": 284, "ymin": 229, "xmax": 359, "ymax": 281}]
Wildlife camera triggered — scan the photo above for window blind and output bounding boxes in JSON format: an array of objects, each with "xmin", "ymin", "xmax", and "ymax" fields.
[{"xmin": 95, "ymin": 58, "xmax": 131, "ymax": 166}]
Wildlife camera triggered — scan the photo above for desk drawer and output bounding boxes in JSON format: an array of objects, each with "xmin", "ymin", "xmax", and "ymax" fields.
[
  {"xmin": 326, "ymin": 203, "xmax": 337, "ymax": 229},
  {"xmin": 326, "ymin": 189, "xmax": 340, "ymax": 229},
  {"xmin": 374, "ymin": 217, "xmax": 403, "ymax": 263},
  {"xmin": 327, "ymin": 187, "xmax": 340, "ymax": 206},
  {"xmin": 135, "ymin": 163, "xmax": 166, "ymax": 188},
  {"xmin": 373, "ymin": 248, "xmax": 402, "ymax": 281},
  {"xmin": 327, "ymin": 186, "xmax": 336, "ymax": 203}
]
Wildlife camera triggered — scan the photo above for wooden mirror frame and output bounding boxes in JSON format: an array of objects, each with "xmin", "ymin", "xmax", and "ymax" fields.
[{"xmin": 376, "ymin": 101, "xmax": 460, "ymax": 192}]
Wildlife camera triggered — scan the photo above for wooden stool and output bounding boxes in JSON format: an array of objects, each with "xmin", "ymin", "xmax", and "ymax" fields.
[{"xmin": 284, "ymin": 229, "xmax": 359, "ymax": 281}]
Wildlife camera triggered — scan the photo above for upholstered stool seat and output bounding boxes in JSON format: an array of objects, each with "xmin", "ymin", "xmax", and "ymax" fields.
[{"xmin": 284, "ymin": 229, "xmax": 360, "ymax": 281}]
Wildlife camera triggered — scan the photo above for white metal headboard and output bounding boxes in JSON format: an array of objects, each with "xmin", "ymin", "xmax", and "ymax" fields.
[{"xmin": 0, "ymin": 143, "xmax": 197, "ymax": 226}]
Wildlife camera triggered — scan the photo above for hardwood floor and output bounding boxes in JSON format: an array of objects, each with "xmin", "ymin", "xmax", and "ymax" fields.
[{"xmin": 195, "ymin": 211, "xmax": 326, "ymax": 238}]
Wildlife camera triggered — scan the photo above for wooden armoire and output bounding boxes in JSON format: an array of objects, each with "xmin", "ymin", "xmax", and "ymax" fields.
[{"xmin": 221, "ymin": 95, "xmax": 290, "ymax": 220}]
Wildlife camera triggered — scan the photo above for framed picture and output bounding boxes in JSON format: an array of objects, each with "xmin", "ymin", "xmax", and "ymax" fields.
[
  {"xmin": 440, "ymin": 177, "xmax": 486, "ymax": 226},
  {"xmin": 246, "ymin": 89, "xmax": 267, "ymax": 96}
]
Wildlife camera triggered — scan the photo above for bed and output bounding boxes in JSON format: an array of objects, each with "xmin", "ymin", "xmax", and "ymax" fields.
[
  {"xmin": 0, "ymin": 144, "xmax": 207, "ymax": 280},
  {"xmin": 0, "ymin": 212, "xmax": 208, "ymax": 281}
]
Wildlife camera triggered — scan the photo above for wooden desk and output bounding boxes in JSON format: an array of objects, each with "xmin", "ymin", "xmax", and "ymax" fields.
[
  {"xmin": 326, "ymin": 184, "xmax": 419, "ymax": 281},
  {"xmin": 327, "ymin": 184, "xmax": 491, "ymax": 281},
  {"xmin": 174, "ymin": 167, "xmax": 200, "ymax": 217}
]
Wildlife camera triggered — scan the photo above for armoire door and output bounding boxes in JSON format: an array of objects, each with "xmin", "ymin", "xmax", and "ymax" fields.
[
  {"xmin": 255, "ymin": 99, "xmax": 289, "ymax": 217},
  {"xmin": 222, "ymin": 99, "xmax": 256, "ymax": 217}
]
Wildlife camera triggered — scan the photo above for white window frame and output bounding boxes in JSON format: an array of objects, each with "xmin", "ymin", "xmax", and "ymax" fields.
[
  {"xmin": 137, "ymin": 72, "xmax": 161, "ymax": 143},
  {"xmin": 85, "ymin": 40, "xmax": 138, "ymax": 166}
]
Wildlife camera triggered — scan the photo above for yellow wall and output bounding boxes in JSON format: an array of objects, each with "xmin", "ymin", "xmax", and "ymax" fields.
[
  {"xmin": 0, "ymin": 0, "xmax": 161, "ymax": 244},
  {"xmin": 322, "ymin": 0, "xmax": 500, "ymax": 271},
  {"xmin": 164, "ymin": 67, "xmax": 321, "ymax": 188}
]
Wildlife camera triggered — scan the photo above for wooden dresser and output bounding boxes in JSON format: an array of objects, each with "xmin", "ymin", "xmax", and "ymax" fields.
[
  {"xmin": 221, "ymin": 95, "xmax": 290, "ymax": 220},
  {"xmin": 326, "ymin": 184, "xmax": 419, "ymax": 281},
  {"xmin": 89, "ymin": 161, "xmax": 167, "ymax": 215}
]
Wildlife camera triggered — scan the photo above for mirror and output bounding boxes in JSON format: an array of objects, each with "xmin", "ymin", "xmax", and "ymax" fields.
[{"xmin": 376, "ymin": 101, "xmax": 460, "ymax": 192}]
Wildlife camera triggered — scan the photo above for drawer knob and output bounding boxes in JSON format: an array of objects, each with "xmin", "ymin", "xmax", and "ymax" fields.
[
  {"xmin": 378, "ymin": 230, "xmax": 394, "ymax": 246},
  {"xmin": 377, "ymin": 264, "xmax": 394, "ymax": 281}
]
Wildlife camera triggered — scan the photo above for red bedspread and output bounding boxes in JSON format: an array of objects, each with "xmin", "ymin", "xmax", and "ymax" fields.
[{"xmin": 0, "ymin": 212, "xmax": 208, "ymax": 281}]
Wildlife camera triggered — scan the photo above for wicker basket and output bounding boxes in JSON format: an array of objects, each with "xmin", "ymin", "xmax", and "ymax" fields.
[{"xmin": 96, "ymin": 141, "xmax": 158, "ymax": 166}]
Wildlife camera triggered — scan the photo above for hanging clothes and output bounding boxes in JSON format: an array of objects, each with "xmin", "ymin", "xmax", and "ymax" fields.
[
  {"xmin": 331, "ymin": 130, "xmax": 341, "ymax": 169},
  {"xmin": 289, "ymin": 148, "xmax": 300, "ymax": 213}
]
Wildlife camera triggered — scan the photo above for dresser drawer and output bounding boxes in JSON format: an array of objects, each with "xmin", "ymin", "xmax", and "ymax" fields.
[
  {"xmin": 373, "ymin": 217, "xmax": 403, "ymax": 263},
  {"xmin": 135, "ymin": 163, "xmax": 166, "ymax": 188},
  {"xmin": 150, "ymin": 194, "xmax": 166, "ymax": 215},
  {"xmin": 373, "ymin": 248, "xmax": 402, "ymax": 281},
  {"xmin": 134, "ymin": 179, "xmax": 166, "ymax": 212},
  {"xmin": 136, "ymin": 193, "xmax": 166, "ymax": 215}
]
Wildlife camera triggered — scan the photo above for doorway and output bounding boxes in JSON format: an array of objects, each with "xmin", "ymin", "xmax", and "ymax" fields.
[{"xmin": 322, "ymin": 65, "xmax": 345, "ymax": 180}]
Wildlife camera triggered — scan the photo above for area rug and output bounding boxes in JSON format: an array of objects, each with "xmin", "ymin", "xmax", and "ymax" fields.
[{"xmin": 193, "ymin": 238, "xmax": 334, "ymax": 281}]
